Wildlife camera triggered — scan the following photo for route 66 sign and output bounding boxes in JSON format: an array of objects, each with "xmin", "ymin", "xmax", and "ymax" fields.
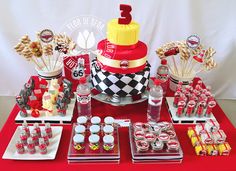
[
  {"xmin": 72, "ymin": 58, "xmax": 85, "ymax": 79},
  {"xmin": 63, "ymin": 54, "xmax": 90, "ymax": 91}
]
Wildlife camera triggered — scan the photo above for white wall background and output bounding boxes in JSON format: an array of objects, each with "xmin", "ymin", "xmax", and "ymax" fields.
[{"xmin": 0, "ymin": 0, "xmax": 236, "ymax": 99}]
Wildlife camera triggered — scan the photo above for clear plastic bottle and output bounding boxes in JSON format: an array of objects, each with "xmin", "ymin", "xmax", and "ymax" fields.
[
  {"xmin": 76, "ymin": 77, "xmax": 91, "ymax": 119},
  {"xmin": 157, "ymin": 59, "xmax": 169, "ymax": 95},
  {"xmin": 147, "ymin": 79, "xmax": 163, "ymax": 123}
]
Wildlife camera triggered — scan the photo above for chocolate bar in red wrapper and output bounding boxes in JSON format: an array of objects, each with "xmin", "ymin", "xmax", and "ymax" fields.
[{"xmin": 63, "ymin": 54, "xmax": 90, "ymax": 91}]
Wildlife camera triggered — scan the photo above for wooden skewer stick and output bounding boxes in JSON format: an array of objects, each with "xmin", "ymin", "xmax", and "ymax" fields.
[
  {"xmin": 171, "ymin": 56, "xmax": 179, "ymax": 76},
  {"xmin": 53, "ymin": 52, "xmax": 61, "ymax": 70},
  {"xmin": 40, "ymin": 57, "xmax": 49, "ymax": 71},
  {"xmin": 31, "ymin": 58, "xmax": 42, "ymax": 70},
  {"xmin": 167, "ymin": 64, "xmax": 175, "ymax": 75}
]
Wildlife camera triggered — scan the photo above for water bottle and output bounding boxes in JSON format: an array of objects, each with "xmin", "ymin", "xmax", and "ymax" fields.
[
  {"xmin": 147, "ymin": 79, "xmax": 163, "ymax": 123},
  {"xmin": 76, "ymin": 77, "xmax": 91, "ymax": 119},
  {"xmin": 157, "ymin": 59, "xmax": 169, "ymax": 95}
]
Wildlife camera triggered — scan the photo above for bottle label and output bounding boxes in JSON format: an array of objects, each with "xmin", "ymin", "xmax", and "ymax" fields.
[
  {"xmin": 148, "ymin": 96, "xmax": 162, "ymax": 106},
  {"xmin": 77, "ymin": 94, "xmax": 91, "ymax": 104}
]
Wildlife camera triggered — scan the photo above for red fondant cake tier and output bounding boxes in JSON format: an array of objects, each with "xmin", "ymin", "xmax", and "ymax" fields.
[{"xmin": 97, "ymin": 39, "xmax": 147, "ymax": 74}]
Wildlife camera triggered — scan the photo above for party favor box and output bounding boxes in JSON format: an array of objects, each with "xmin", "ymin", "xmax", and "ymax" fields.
[{"xmin": 63, "ymin": 54, "xmax": 90, "ymax": 91}]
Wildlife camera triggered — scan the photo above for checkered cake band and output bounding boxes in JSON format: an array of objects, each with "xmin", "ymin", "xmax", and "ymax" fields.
[{"xmin": 91, "ymin": 59, "xmax": 150, "ymax": 97}]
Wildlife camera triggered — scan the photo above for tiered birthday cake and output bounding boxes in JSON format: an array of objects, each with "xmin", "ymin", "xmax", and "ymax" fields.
[{"xmin": 91, "ymin": 17, "xmax": 150, "ymax": 97}]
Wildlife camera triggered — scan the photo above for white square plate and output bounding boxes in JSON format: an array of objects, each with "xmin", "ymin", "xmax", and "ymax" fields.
[{"xmin": 2, "ymin": 126, "xmax": 63, "ymax": 160}]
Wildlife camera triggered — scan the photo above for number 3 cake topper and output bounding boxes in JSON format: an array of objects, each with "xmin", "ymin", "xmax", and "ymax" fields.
[{"xmin": 118, "ymin": 4, "xmax": 132, "ymax": 24}]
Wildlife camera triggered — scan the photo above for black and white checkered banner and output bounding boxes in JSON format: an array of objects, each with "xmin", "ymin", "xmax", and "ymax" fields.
[{"xmin": 91, "ymin": 59, "xmax": 150, "ymax": 97}]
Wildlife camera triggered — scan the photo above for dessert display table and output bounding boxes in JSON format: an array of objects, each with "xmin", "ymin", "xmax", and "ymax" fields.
[{"xmin": 0, "ymin": 79, "xmax": 236, "ymax": 171}]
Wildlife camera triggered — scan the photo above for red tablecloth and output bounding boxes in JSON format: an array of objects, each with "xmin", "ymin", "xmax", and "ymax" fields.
[{"xmin": 1, "ymin": 80, "xmax": 236, "ymax": 171}]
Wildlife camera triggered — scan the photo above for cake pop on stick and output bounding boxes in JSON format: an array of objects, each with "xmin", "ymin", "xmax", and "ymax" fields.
[
  {"xmin": 53, "ymin": 33, "xmax": 76, "ymax": 70},
  {"xmin": 14, "ymin": 43, "xmax": 25, "ymax": 55},
  {"xmin": 43, "ymin": 44, "xmax": 53, "ymax": 70},
  {"xmin": 187, "ymin": 49, "xmax": 205, "ymax": 75},
  {"xmin": 178, "ymin": 42, "xmax": 190, "ymax": 76},
  {"xmin": 20, "ymin": 35, "xmax": 31, "ymax": 45},
  {"xmin": 22, "ymin": 46, "xmax": 42, "ymax": 69},
  {"xmin": 30, "ymin": 41, "xmax": 49, "ymax": 71}
]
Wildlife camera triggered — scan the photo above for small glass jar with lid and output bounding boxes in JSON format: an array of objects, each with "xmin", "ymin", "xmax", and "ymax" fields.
[
  {"xmin": 104, "ymin": 116, "xmax": 115, "ymax": 126},
  {"xmin": 103, "ymin": 135, "xmax": 114, "ymax": 151},
  {"xmin": 75, "ymin": 125, "xmax": 86, "ymax": 135},
  {"xmin": 103, "ymin": 125, "xmax": 114, "ymax": 136},
  {"xmin": 73, "ymin": 134, "xmax": 85, "ymax": 151},
  {"xmin": 77, "ymin": 116, "xmax": 88, "ymax": 125},
  {"xmin": 91, "ymin": 116, "xmax": 101, "ymax": 125},
  {"xmin": 89, "ymin": 134, "xmax": 100, "ymax": 151},
  {"xmin": 89, "ymin": 125, "xmax": 100, "ymax": 135}
]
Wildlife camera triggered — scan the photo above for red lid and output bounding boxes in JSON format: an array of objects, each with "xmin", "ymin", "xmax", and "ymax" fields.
[
  {"xmin": 154, "ymin": 79, "xmax": 162, "ymax": 86},
  {"xmin": 161, "ymin": 59, "xmax": 167, "ymax": 65},
  {"xmin": 79, "ymin": 77, "xmax": 86, "ymax": 84}
]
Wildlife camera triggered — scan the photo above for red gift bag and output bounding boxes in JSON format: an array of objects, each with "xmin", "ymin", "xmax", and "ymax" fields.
[{"xmin": 63, "ymin": 54, "xmax": 90, "ymax": 91}]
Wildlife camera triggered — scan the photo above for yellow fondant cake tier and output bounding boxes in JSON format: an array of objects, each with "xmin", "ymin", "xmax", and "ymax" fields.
[{"xmin": 107, "ymin": 19, "xmax": 139, "ymax": 46}]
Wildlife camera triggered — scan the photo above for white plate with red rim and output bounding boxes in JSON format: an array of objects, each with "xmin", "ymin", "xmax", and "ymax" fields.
[{"xmin": 2, "ymin": 126, "xmax": 63, "ymax": 160}]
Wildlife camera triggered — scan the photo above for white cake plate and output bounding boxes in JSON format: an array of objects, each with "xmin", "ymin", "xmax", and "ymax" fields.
[
  {"xmin": 15, "ymin": 96, "xmax": 76, "ymax": 124},
  {"xmin": 166, "ymin": 97, "xmax": 216, "ymax": 124}
]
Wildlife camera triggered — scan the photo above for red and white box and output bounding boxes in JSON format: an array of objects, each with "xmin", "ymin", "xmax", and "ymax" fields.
[
  {"xmin": 204, "ymin": 119, "xmax": 220, "ymax": 133},
  {"xmin": 211, "ymin": 129, "xmax": 226, "ymax": 144}
]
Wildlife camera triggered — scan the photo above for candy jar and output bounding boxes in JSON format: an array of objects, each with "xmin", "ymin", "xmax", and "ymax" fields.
[
  {"xmin": 41, "ymin": 131, "xmax": 49, "ymax": 146},
  {"xmin": 22, "ymin": 122, "xmax": 30, "ymax": 137},
  {"xmin": 151, "ymin": 141, "xmax": 164, "ymax": 151},
  {"xmin": 135, "ymin": 140, "xmax": 149, "ymax": 152},
  {"xmin": 27, "ymin": 137, "xmax": 36, "ymax": 154},
  {"xmin": 134, "ymin": 130, "xmax": 145, "ymax": 140},
  {"xmin": 33, "ymin": 123, "xmax": 41, "ymax": 137},
  {"xmin": 103, "ymin": 135, "xmax": 114, "ymax": 151},
  {"xmin": 89, "ymin": 125, "xmax": 100, "ymax": 135},
  {"xmin": 205, "ymin": 101, "xmax": 216, "ymax": 117},
  {"xmin": 167, "ymin": 140, "xmax": 180, "ymax": 151},
  {"xmin": 75, "ymin": 125, "xmax": 86, "ymax": 135},
  {"xmin": 15, "ymin": 140, "xmax": 25, "ymax": 154},
  {"xmin": 176, "ymin": 101, "xmax": 186, "ymax": 117},
  {"xmin": 77, "ymin": 116, "xmax": 88, "ymax": 126},
  {"xmin": 45, "ymin": 123, "xmax": 52, "ymax": 138},
  {"xmin": 145, "ymin": 133, "xmax": 156, "ymax": 144},
  {"xmin": 104, "ymin": 116, "xmax": 115, "ymax": 126},
  {"xmin": 91, "ymin": 116, "xmax": 101, "ymax": 125},
  {"xmin": 31, "ymin": 130, "xmax": 39, "ymax": 146},
  {"xmin": 103, "ymin": 125, "xmax": 114, "ymax": 136},
  {"xmin": 20, "ymin": 130, "xmax": 28, "ymax": 146},
  {"xmin": 39, "ymin": 138, "xmax": 47, "ymax": 154},
  {"xmin": 73, "ymin": 134, "xmax": 85, "ymax": 151},
  {"xmin": 89, "ymin": 134, "xmax": 100, "ymax": 151}
]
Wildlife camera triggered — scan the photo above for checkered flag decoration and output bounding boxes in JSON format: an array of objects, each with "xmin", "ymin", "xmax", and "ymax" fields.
[{"xmin": 91, "ymin": 59, "xmax": 151, "ymax": 97}]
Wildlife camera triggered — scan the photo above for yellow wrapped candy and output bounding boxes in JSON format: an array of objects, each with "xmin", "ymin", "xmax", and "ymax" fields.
[
  {"xmin": 191, "ymin": 136, "xmax": 201, "ymax": 147},
  {"xmin": 195, "ymin": 143, "xmax": 207, "ymax": 156},
  {"xmin": 206, "ymin": 144, "xmax": 218, "ymax": 156},
  {"xmin": 187, "ymin": 127, "xmax": 196, "ymax": 138},
  {"xmin": 218, "ymin": 142, "xmax": 231, "ymax": 156}
]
